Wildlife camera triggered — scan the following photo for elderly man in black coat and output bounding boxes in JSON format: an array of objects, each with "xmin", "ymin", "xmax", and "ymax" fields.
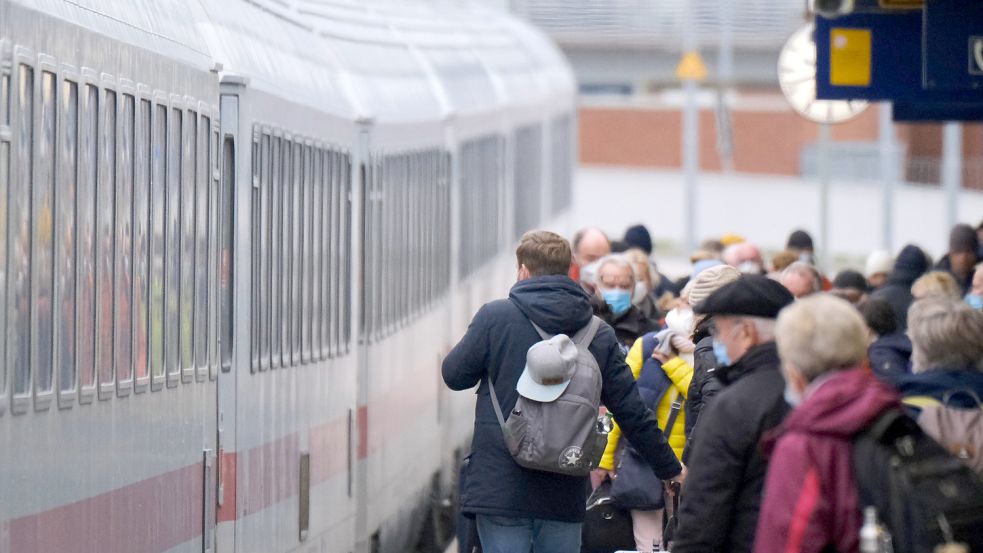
[
  {"xmin": 672, "ymin": 276, "xmax": 794, "ymax": 553},
  {"xmin": 442, "ymin": 230, "xmax": 681, "ymax": 553}
]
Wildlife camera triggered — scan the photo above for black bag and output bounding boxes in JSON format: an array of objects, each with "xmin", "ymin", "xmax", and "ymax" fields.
[
  {"xmin": 581, "ymin": 480, "xmax": 635, "ymax": 553},
  {"xmin": 609, "ymin": 443, "xmax": 665, "ymax": 510},
  {"xmin": 852, "ymin": 409, "xmax": 983, "ymax": 553}
]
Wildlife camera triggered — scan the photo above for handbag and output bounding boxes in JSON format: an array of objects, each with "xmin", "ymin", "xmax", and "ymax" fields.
[
  {"xmin": 610, "ymin": 388, "xmax": 682, "ymax": 510},
  {"xmin": 581, "ymin": 479, "xmax": 635, "ymax": 553}
]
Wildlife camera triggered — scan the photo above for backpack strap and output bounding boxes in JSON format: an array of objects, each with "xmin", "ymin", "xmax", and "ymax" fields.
[
  {"xmin": 571, "ymin": 316, "xmax": 602, "ymax": 348},
  {"xmin": 641, "ymin": 332, "xmax": 659, "ymax": 362},
  {"xmin": 487, "ymin": 375, "xmax": 508, "ymax": 431},
  {"xmin": 663, "ymin": 387, "xmax": 682, "ymax": 439}
]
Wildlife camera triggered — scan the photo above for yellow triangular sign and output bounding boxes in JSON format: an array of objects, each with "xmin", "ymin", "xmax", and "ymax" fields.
[{"xmin": 676, "ymin": 51, "xmax": 708, "ymax": 81}]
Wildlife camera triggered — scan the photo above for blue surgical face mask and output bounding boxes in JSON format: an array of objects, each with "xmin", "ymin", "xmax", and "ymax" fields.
[
  {"xmin": 712, "ymin": 339, "xmax": 731, "ymax": 367},
  {"xmin": 966, "ymin": 294, "xmax": 983, "ymax": 310},
  {"xmin": 601, "ymin": 288, "xmax": 632, "ymax": 316}
]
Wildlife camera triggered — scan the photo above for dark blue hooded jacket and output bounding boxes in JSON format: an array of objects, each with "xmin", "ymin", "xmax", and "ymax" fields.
[
  {"xmin": 442, "ymin": 275, "xmax": 681, "ymax": 522},
  {"xmin": 894, "ymin": 368, "xmax": 983, "ymax": 414},
  {"xmin": 868, "ymin": 331, "xmax": 912, "ymax": 381}
]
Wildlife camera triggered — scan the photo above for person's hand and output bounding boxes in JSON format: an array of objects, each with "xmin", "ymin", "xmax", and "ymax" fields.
[
  {"xmin": 590, "ymin": 468, "xmax": 614, "ymax": 489},
  {"xmin": 651, "ymin": 349, "xmax": 673, "ymax": 365},
  {"xmin": 664, "ymin": 463, "xmax": 687, "ymax": 492}
]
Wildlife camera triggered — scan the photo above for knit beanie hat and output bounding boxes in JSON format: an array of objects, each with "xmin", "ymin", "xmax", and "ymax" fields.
[
  {"xmin": 865, "ymin": 249, "xmax": 893, "ymax": 278},
  {"xmin": 688, "ymin": 264, "xmax": 741, "ymax": 308},
  {"xmin": 949, "ymin": 223, "xmax": 979, "ymax": 254},
  {"xmin": 623, "ymin": 224, "xmax": 653, "ymax": 255}
]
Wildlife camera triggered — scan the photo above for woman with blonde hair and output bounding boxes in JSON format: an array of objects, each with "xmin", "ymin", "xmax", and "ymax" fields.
[{"xmin": 910, "ymin": 270, "xmax": 962, "ymax": 300}]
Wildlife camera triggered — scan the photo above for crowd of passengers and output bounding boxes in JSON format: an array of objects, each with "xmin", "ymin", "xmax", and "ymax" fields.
[{"xmin": 443, "ymin": 220, "xmax": 983, "ymax": 553}]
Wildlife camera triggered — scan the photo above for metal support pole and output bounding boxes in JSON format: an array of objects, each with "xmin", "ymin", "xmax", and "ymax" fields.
[
  {"xmin": 818, "ymin": 123, "xmax": 831, "ymax": 270},
  {"xmin": 878, "ymin": 103, "xmax": 895, "ymax": 251},
  {"xmin": 717, "ymin": 0, "xmax": 734, "ymax": 172},
  {"xmin": 682, "ymin": 0, "xmax": 699, "ymax": 254},
  {"xmin": 942, "ymin": 122, "xmax": 962, "ymax": 229},
  {"xmin": 683, "ymin": 79, "xmax": 699, "ymax": 254}
]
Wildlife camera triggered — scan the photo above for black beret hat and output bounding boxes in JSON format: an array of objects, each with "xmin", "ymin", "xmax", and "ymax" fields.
[{"xmin": 694, "ymin": 275, "xmax": 795, "ymax": 319}]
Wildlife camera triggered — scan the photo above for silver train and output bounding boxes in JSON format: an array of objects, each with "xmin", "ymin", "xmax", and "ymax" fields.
[{"xmin": 0, "ymin": 1, "xmax": 575, "ymax": 552}]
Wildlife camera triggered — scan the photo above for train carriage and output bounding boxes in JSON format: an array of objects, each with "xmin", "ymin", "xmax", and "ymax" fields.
[{"xmin": 0, "ymin": 1, "xmax": 575, "ymax": 552}]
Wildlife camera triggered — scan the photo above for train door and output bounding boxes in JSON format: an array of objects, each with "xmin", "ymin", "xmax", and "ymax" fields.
[{"xmin": 215, "ymin": 90, "xmax": 239, "ymax": 553}]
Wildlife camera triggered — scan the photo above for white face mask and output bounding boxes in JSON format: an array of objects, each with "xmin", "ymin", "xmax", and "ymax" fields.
[
  {"xmin": 632, "ymin": 281, "xmax": 649, "ymax": 305},
  {"xmin": 737, "ymin": 260, "xmax": 764, "ymax": 275},
  {"xmin": 665, "ymin": 307, "xmax": 695, "ymax": 336},
  {"xmin": 784, "ymin": 382, "xmax": 803, "ymax": 407}
]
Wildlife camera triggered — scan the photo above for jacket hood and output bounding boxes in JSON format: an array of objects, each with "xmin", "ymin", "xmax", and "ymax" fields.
[
  {"xmin": 888, "ymin": 244, "xmax": 929, "ymax": 286},
  {"xmin": 780, "ymin": 368, "xmax": 900, "ymax": 439},
  {"xmin": 895, "ymin": 369, "xmax": 983, "ymax": 407},
  {"xmin": 875, "ymin": 331, "xmax": 912, "ymax": 356},
  {"xmin": 509, "ymin": 275, "xmax": 593, "ymax": 336}
]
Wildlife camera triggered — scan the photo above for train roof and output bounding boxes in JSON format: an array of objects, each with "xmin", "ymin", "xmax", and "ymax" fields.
[{"xmin": 14, "ymin": 0, "xmax": 574, "ymax": 124}]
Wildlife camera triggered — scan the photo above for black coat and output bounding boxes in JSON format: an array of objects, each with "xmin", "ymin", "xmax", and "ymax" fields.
[
  {"xmin": 682, "ymin": 332, "xmax": 721, "ymax": 465},
  {"xmin": 870, "ymin": 273, "xmax": 919, "ymax": 331},
  {"xmin": 442, "ymin": 275, "xmax": 681, "ymax": 522},
  {"xmin": 606, "ymin": 305, "xmax": 659, "ymax": 351},
  {"xmin": 868, "ymin": 331, "xmax": 912, "ymax": 382},
  {"xmin": 673, "ymin": 342, "xmax": 791, "ymax": 553}
]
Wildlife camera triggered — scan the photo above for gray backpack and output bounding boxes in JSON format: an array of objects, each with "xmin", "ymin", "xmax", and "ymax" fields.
[{"xmin": 488, "ymin": 316, "xmax": 610, "ymax": 476}]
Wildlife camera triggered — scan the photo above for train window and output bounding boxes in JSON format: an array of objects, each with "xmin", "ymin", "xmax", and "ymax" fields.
[
  {"xmin": 55, "ymin": 79, "xmax": 78, "ymax": 403},
  {"xmin": 249, "ymin": 134, "xmax": 258, "ymax": 372},
  {"xmin": 328, "ymin": 153, "xmax": 337, "ymax": 353},
  {"xmin": 31, "ymin": 70, "xmax": 57, "ymax": 405},
  {"xmin": 180, "ymin": 110, "xmax": 196, "ymax": 381},
  {"xmin": 342, "ymin": 154, "xmax": 352, "ymax": 351},
  {"xmin": 270, "ymin": 135, "xmax": 282, "ymax": 368},
  {"xmin": 165, "ymin": 107, "xmax": 181, "ymax": 385},
  {"xmin": 281, "ymin": 139, "xmax": 292, "ymax": 366},
  {"xmin": 10, "ymin": 64, "xmax": 33, "ymax": 409},
  {"xmin": 330, "ymin": 150, "xmax": 341, "ymax": 355},
  {"xmin": 133, "ymin": 99, "xmax": 151, "ymax": 389},
  {"xmin": 207, "ymin": 122, "xmax": 219, "ymax": 378},
  {"xmin": 219, "ymin": 136, "xmax": 234, "ymax": 373},
  {"xmin": 76, "ymin": 83, "xmax": 98, "ymax": 400},
  {"xmin": 208, "ymin": 124, "xmax": 220, "ymax": 377},
  {"xmin": 194, "ymin": 114, "xmax": 209, "ymax": 380},
  {"xmin": 310, "ymin": 148, "xmax": 322, "ymax": 359},
  {"xmin": 249, "ymin": 134, "xmax": 259, "ymax": 373},
  {"xmin": 149, "ymin": 104, "xmax": 166, "ymax": 388},
  {"xmin": 251, "ymin": 132, "xmax": 268, "ymax": 372},
  {"xmin": 291, "ymin": 142, "xmax": 302, "ymax": 364},
  {"xmin": 95, "ymin": 89, "xmax": 117, "ymax": 398},
  {"xmin": 115, "ymin": 93, "xmax": 135, "ymax": 394},
  {"xmin": 8, "ymin": 63, "xmax": 31, "ymax": 408},
  {"xmin": 302, "ymin": 144, "xmax": 314, "ymax": 362}
]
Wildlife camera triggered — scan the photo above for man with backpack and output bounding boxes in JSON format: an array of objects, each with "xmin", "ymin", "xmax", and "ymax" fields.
[{"xmin": 442, "ymin": 230, "xmax": 682, "ymax": 553}]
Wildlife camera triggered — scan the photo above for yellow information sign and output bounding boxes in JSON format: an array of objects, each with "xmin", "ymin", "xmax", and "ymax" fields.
[
  {"xmin": 830, "ymin": 28, "xmax": 872, "ymax": 87},
  {"xmin": 675, "ymin": 51, "xmax": 708, "ymax": 81}
]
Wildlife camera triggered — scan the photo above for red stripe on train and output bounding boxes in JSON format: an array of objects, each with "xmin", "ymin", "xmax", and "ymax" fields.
[{"xmin": 6, "ymin": 463, "xmax": 203, "ymax": 553}]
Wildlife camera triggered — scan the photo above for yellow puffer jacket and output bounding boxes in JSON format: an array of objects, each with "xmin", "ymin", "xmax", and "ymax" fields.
[{"xmin": 599, "ymin": 337, "xmax": 693, "ymax": 470}]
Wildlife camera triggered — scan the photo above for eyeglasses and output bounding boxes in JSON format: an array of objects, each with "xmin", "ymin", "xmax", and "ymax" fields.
[{"xmin": 598, "ymin": 277, "xmax": 633, "ymax": 289}]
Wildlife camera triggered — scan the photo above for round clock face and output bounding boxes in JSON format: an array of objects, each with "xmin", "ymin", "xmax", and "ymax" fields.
[{"xmin": 778, "ymin": 23, "xmax": 869, "ymax": 124}]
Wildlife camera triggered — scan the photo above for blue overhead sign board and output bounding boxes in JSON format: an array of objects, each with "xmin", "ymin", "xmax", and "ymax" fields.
[
  {"xmin": 923, "ymin": 0, "xmax": 983, "ymax": 92},
  {"xmin": 814, "ymin": 0, "xmax": 983, "ymax": 121}
]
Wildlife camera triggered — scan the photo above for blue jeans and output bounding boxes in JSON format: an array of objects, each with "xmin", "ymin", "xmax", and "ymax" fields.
[{"xmin": 475, "ymin": 514, "xmax": 582, "ymax": 553}]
